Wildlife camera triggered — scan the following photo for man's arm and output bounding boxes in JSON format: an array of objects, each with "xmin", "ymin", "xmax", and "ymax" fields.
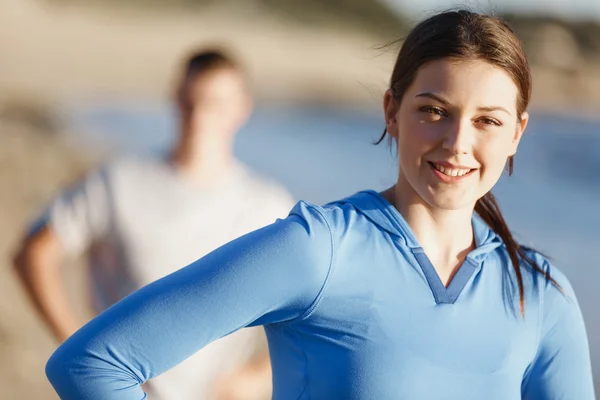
[
  {"xmin": 13, "ymin": 166, "xmax": 113, "ymax": 343},
  {"xmin": 210, "ymin": 344, "xmax": 272, "ymax": 400},
  {"xmin": 13, "ymin": 225, "xmax": 84, "ymax": 343}
]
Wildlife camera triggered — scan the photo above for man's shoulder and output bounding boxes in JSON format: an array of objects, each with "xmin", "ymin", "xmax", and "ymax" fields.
[
  {"xmin": 93, "ymin": 155, "xmax": 174, "ymax": 187},
  {"xmin": 105, "ymin": 154, "xmax": 169, "ymax": 174},
  {"xmin": 237, "ymin": 165, "xmax": 293, "ymax": 201}
]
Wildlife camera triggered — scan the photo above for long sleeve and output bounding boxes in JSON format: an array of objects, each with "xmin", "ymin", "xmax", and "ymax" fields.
[
  {"xmin": 45, "ymin": 202, "xmax": 334, "ymax": 400},
  {"xmin": 521, "ymin": 263, "xmax": 595, "ymax": 399}
]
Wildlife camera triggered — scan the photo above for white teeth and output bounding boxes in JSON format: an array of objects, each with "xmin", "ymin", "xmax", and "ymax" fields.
[{"xmin": 433, "ymin": 163, "xmax": 471, "ymax": 177}]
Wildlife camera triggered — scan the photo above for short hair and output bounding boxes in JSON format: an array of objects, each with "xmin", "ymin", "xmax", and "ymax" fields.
[{"xmin": 176, "ymin": 48, "xmax": 242, "ymax": 107}]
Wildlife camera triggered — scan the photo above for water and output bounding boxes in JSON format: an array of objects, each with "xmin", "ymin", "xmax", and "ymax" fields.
[{"xmin": 66, "ymin": 99, "xmax": 600, "ymax": 382}]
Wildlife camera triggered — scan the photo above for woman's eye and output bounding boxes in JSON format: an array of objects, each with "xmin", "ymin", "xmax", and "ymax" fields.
[
  {"xmin": 420, "ymin": 106, "xmax": 446, "ymax": 117},
  {"xmin": 477, "ymin": 117, "xmax": 502, "ymax": 126}
]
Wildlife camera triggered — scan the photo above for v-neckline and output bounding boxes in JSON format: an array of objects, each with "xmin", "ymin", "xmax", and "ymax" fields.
[
  {"xmin": 351, "ymin": 190, "xmax": 501, "ymax": 305},
  {"xmin": 411, "ymin": 248, "xmax": 479, "ymax": 304}
]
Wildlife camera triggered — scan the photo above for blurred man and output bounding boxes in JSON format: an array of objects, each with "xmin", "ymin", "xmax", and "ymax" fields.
[{"xmin": 13, "ymin": 49, "xmax": 293, "ymax": 400}]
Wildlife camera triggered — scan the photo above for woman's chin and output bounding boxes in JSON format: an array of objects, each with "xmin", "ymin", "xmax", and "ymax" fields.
[{"xmin": 422, "ymin": 192, "xmax": 477, "ymax": 212}]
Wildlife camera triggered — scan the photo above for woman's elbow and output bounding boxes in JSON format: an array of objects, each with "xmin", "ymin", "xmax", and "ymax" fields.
[
  {"xmin": 45, "ymin": 338, "xmax": 147, "ymax": 399},
  {"xmin": 45, "ymin": 345, "xmax": 77, "ymax": 398},
  {"xmin": 45, "ymin": 339, "xmax": 98, "ymax": 398}
]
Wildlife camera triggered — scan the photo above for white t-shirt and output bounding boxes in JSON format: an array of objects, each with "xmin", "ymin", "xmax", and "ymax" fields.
[{"xmin": 40, "ymin": 156, "xmax": 295, "ymax": 399}]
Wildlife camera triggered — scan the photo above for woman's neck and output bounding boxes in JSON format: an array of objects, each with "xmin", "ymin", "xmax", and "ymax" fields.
[{"xmin": 383, "ymin": 183, "xmax": 476, "ymax": 286}]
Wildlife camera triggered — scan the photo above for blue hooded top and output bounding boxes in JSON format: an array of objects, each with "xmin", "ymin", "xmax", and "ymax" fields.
[{"xmin": 46, "ymin": 190, "xmax": 595, "ymax": 399}]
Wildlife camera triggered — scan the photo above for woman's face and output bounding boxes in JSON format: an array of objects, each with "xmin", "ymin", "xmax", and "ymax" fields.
[{"xmin": 384, "ymin": 59, "xmax": 528, "ymax": 211}]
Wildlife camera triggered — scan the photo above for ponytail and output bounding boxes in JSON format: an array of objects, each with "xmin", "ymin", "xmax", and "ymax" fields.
[{"xmin": 475, "ymin": 191, "xmax": 560, "ymax": 316}]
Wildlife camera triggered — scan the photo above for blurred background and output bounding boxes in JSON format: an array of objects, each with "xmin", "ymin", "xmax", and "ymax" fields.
[{"xmin": 1, "ymin": 0, "xmax": 598, "ymax": 398}]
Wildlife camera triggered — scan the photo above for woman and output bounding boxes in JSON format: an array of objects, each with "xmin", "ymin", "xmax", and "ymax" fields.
[{"xmin": 46, "ymin": 10, "xmax": 595, "ymax": 399}]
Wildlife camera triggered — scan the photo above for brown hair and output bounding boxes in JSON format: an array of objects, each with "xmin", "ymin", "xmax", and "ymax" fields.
[
  {"xmin": 378, "ymin": 9, "xmax": 559, "ymax": 315},
  {"xmin": 176, "ymin": 48, "xmax": 241, "ymax": 114}
]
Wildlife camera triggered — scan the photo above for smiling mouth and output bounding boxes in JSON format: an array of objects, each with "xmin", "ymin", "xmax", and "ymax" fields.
[{"xmin": 428, "ymin": 162, "xmax": 475, "ymax": 177}]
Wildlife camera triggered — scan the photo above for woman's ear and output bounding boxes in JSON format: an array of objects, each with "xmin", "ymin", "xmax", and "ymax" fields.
[
  {"xmin": 509, "ymin": 111, "xmax": 529, "ymax": 156},
  {"xmin": 383, "ymin": 89, "xmax": 399, "ymax": 138}
]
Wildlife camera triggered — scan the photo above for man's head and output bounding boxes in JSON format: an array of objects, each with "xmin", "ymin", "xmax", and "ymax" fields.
[{"xmin": 176, "ymin": 49, "xmax": 252, "ymax": 143}]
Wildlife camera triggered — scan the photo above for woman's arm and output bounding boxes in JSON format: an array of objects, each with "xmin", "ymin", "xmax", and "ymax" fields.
[
  {"xmin": 46, "ymin": 203, "xmax": 334, "ymax": 400},
  {"xmin": 521, "ymin": 265, "xmax": 595, "ymax": 399}
]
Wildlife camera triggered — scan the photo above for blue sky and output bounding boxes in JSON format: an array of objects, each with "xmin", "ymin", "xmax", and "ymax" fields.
[{"xmin": 384, "ymin": 0, "xmax": 600, "ymax": 21}]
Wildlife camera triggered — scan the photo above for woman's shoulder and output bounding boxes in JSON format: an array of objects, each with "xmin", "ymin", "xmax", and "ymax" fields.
[
  {"xmin": 519, "ymin": 246, "xmax": 571, "ymax": 285},
  {"xmin": 486, "ymin": 244, "xmax": 580, "ymax": 325},
  {"xmin": 289, "ymin": 191, "xmax": 386, "ymax": 235},
  {"xmin": 516, "ymin": 246, "xmax": 579, "ymax": 309}
]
